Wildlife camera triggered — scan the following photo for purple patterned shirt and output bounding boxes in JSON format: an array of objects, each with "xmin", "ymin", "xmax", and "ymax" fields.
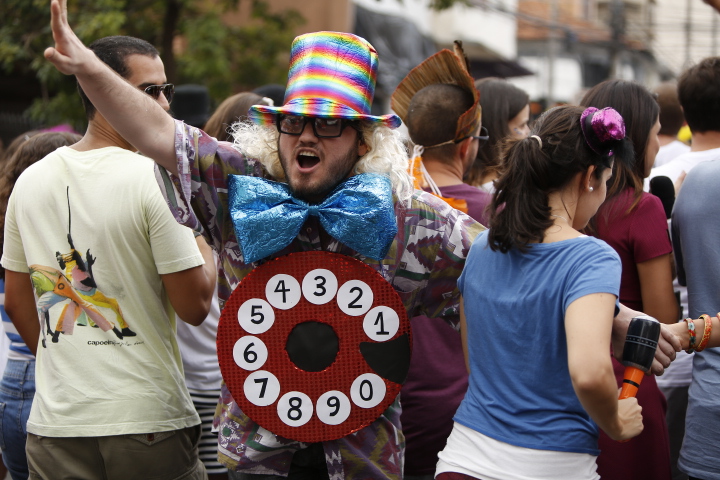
[{"xmin": 156, "ymin": 120, "xmax": 483, "ymax": 479}]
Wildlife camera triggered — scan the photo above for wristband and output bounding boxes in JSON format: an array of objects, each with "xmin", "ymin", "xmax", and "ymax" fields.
[
  {"xmin": 695, "ymin": 314, "xmax": 713, "ymax": 352},
  {"xmin": 684, "ymin": 317, "xmax": 697, "ymax": 353}
]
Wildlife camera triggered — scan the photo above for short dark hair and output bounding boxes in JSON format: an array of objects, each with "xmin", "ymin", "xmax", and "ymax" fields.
[
  {"xmin": 678, "ymin": 57, "xmax": 720, "ymax": 133},
  {"xmin": 653, "ymin": 82, "xmax": 685, "ymax": 137},
  {"xmin": 488, "ymin": 105, "xmax": 625, "ymax": 253},
  {"xmin": 78, "ymin": 36, "xmax": 160, "ymax": 120},
  {"xmin": 465, "ymin": 77, "xmax": 529, "ymax": 186},
  {"xmin": 404, "ymin": 84, "xmax": 474, "ymax": 160},
  {"xmin": 580, "ymin": 79, "xmax": 658, "ymax": 208}
]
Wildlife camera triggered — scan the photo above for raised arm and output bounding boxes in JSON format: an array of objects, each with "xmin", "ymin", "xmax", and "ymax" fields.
[{"xmin": 44, "ymin": 0, "xmax": 177, "ymax": 173}]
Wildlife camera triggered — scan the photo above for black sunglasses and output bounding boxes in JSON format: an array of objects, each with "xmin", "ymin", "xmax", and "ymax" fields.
[
  {"xmin": 144, "ymin": 83, "xmax": 175, "ymax": 103},
  {"xmin": 276, "ymin": 115, "xmax": 358, "ymax": 138},
  {"xmin": 457, "ymin": 126, "xmax": 489, "ymax": 146}
]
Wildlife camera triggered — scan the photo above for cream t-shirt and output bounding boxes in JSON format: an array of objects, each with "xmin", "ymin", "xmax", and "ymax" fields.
[{"xmin": 2, "ymin": 146, "xmax": 204, "ymax": 437}]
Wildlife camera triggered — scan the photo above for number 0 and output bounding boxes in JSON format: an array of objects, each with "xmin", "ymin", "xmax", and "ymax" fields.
[{"xmin": 360, "ymin": 379, "xmax": 373, "ymax": 401}]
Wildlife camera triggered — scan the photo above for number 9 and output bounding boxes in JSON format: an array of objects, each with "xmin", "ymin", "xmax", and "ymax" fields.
[{"xmin": 316, "ymin": 390, "xmax": 351, "ymax": 425}]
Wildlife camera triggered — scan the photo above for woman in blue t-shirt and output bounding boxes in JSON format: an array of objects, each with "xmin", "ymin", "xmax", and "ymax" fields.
[{"xmin": 436, "ymin": 105, "xmax": 643, "ymax": 480}]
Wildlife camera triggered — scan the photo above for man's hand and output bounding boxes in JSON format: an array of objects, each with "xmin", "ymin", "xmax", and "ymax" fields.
[
  {"xmin": 613, "ymin": 303, "xmax": 681, "ymax": 376},
  {"xmin": 44, "ymin": 0, "xmax": 97, "ymax": 77}
]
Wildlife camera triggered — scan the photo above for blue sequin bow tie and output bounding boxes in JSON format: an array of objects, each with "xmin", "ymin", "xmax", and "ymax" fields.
[{"xmin": 228, "ymin": 173, "xmax": 398, "ymax": 264}]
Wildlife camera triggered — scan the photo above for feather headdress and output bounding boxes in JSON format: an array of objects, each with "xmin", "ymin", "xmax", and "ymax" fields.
[{"xmin": 391, "ymin": 41, "xmax": 480, "ymax": 142}]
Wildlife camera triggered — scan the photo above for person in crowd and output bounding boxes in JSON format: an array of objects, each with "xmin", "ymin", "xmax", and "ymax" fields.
[
  {"xmin": 650, "ymin": 81, "xmax": 693, "ymax": 480},
  {"xmin": 45, "ymin": 6, "xmax": 485, "ymax": 478},
  {"xmin": 463, "ymin": 77, "xmax": 530, "ymax": 192},
  {"xmin": 668, "ymin": 56, "xmax": 720, "ymax": 480},
  {"xmin": 175, "ymin": 276, "xmax": 225, "ymax": 480},
  {"xmin": 651, "ymin": 82, "xmax": 690, "ymax": 169},
  {"xmin": 2, "ymin": 34, "xmax": 216, "ymax": 479},
  {"xmin": 581, "ymin": 79, "xmax": 676, "ymax": 480},
  {"xmin": 390, "ymin": 47, "xmax": 491, "ymax": 480},
  {"xmin": 203, "ymin": 92, "xmax": 270, "ymax": 142},
  {"xmin": 436, "ymin": 105, "xmax": 642, "ymax": 480},
  {"xmin": 648, "ymin": 60, "xmax": 720, "ymax": 193},
  {"xmin": 0, "ymin": 131, "xmax": 80, "ymax": 480},
  {"xmin": 174, "ymin": 91, "xmax": 270, "ymax": 480}
]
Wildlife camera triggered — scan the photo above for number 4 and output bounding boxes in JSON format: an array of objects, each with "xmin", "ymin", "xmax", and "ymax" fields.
[{"xmin": 275, "ymin": 280, "xmax": 290, "ymax": 303}]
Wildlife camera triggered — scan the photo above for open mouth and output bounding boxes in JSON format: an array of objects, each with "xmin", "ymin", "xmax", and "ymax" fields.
[{"xmin": 297, "ymin": 151, "xmax": 320, "ymax": 169}]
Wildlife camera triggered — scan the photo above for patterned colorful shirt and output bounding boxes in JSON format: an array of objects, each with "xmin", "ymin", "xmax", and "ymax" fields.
[{"xmin": 157, "ymin": 120, "xmax": 484, "ymax": 479}]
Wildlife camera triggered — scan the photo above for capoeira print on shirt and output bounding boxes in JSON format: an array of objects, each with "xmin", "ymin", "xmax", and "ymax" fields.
[{"xmin": 29, "ymin": 187, "xmax": 135, "ymax": 348}]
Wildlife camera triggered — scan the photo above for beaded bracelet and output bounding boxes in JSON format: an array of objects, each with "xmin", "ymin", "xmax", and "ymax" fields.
[
  {"xmin": 695, "ymin": 314, "xmax": 713, "ymax": 352},
  {"xmin": 684, "ymin": 317, "xmax": 697, "ymax": 353}
]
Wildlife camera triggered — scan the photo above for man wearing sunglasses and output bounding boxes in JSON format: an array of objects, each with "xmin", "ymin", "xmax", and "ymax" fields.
[
  {"xmin": 45, "ymin": 10, "xmax": 486, "ymax": 477},
  {"xmin": 3, "ymin": 33, "xmax": 216, "ymax": 480}
]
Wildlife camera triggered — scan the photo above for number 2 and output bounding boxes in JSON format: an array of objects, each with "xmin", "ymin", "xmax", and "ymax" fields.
[{"xmin": 347, "ymin": 286, "xmax": 363, "ymax": 309}]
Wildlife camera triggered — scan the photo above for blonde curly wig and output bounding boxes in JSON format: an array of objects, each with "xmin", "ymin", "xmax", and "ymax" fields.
[{"xmin": 230, "ymin": 121, "xmax": 414, "ymax": 203}]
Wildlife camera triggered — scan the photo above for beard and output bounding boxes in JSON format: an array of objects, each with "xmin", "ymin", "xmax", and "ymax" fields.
[{"xmin": 278, "ymin": 143, "xmax": 360, "ymax": 204}]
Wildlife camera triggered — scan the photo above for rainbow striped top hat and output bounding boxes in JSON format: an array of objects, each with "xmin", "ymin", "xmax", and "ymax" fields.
[{"xmin": 249, "ymin": 31, "xmax": 401, "ymax": 129}]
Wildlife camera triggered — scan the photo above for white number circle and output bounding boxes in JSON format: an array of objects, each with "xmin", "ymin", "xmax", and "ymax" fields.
[
  {"xmin": 244, "ymin": 370, "xmax": 281, "ymax": 406},
  {"xmin": 277, "ymin": 391, "xmax": 313, "ymax": 427},
  {"xmin": 337, "ymin": 280, "xmax": 374, "ymax": 316},
  {"xmin": 265, "ymin": 274, "xmax": 301, "ymax": 310},
  {"xmin": 350, "ymin": 373, "xmax": 386, "ymax": 409},
  {"xmin": 316, "ymin": 390, "xmax": 351, "ymax": 425},
  {"xmin": 363, "ymin": 306, "xmax": 400, "ymax": 341},
  {"xmin": 238, "ymin": 298, "xmax": 275, "ymax": 334},
  {"xmin": 302, "ymin": 269, "xmax": 338, "ymax": 305},
  {"xmin": 233, "ymin": 336, "xmax": 268, "ymax": 371}
]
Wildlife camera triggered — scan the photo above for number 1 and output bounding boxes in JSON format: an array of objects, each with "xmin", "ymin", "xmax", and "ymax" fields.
[{"xmin": 373, "ymin": 311, "xmax": 389, "ymax": 335}]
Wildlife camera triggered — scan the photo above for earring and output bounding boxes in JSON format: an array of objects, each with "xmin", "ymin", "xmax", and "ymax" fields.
[{"xmin": 589, "ymin": 187, "xmax": 594, "ymax": 192}]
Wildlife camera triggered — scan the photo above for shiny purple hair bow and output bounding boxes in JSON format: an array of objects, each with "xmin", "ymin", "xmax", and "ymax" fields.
[{"xmin": 580, "ymin": 106, "xmax": 626, "ymax": 156}]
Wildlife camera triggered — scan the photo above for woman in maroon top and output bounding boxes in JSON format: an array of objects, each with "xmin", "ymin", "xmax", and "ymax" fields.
[{"xmin": 581, "ymin": 80, "xmax": 678, "ymax": 480}]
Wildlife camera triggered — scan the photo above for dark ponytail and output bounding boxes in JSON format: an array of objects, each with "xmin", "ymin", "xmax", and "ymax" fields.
[{"xmin": 488, "ymin": 105, "xmax": 630, "ymax": 253}]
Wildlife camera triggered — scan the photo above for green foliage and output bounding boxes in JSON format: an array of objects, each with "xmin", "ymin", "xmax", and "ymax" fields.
[
  {"xmin": 177, "ymin": 1, "xmax": 302, "ymax": 100},
  {"xmin": 25, "ymin": 90, "xmax": 87, "ymax": 131},
  {"xmin": 0, "ymin": 0, "xmax": 303, "ymax": 130}
]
